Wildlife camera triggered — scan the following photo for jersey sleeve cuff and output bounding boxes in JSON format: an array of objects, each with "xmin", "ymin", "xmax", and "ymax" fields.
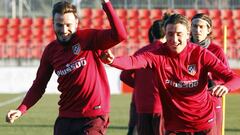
[{"xmin": 17, "ymin": 105, "xmax": 27, "ymax": 114}]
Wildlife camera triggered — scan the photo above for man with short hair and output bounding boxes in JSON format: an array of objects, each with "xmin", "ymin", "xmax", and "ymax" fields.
[
  {"xmin": 5, "ymin": 0, "xmax": 127, "ymax": 135},
  {"xmin": 191, "ymin": 13, "xmax": 228, "ymax": 135},
  {"xmin": 101, "ymin": 14, "xmax": 240, "ymax": 135}
]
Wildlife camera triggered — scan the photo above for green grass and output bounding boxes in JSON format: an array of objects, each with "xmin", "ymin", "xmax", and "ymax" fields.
[{"xmin": 0, "ymin": 94, "xmax": 239, "ymax": 135}]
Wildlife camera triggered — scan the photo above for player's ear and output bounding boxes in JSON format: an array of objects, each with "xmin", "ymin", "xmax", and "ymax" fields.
[
  {"xmin": 207, "ymin": 27, "xmax": 212, "ymax": 35},
  {"xmin": 75, "ymin": 18, "xmax": 79, "ymax": 28},
  {"xmin": 186, "ymin": 31, "xmax": 190, "ymax": 40}
]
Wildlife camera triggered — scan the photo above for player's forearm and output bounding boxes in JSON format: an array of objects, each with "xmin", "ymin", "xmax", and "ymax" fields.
[
  {"xmin": 17, "ymin": 87, "xmax": 45, "ymax": 114},
  {"xmin": 120, "ymin": 70, "xmax": 135, "ymax": 88},
  {"xmin": 110, "ymin": 56, "xmax": 147, "ymax": 70},
  {"xmin": 101, "ymin": 1, "xmax": 127, "ymax": 44},
  {"xmin": 17, "ymin": 70, "xmax": 50, "ymax": 114},
  {"xmin": 92, "ymin": 1, "xmax": 126, "ymax": 50},
  {"xmin": 224, "ymin": 75, "xmax": 240, "ymax": 92}
]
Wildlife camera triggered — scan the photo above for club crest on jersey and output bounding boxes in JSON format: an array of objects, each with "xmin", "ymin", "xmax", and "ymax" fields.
[
  {"xmin": 187, "ymin": 64, "xmax": 196, "ymax": 76},
  {"xmin": 72, "ymin": 43, "xmax": 81, "ymax": 55}
]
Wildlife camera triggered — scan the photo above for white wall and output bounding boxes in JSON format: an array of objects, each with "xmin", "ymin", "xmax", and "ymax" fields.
[{"xmin": 0, "ymin": 66, "xmax": 122, "ymax": 94}]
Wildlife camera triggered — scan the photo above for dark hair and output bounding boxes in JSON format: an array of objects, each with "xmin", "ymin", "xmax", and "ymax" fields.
[
  {"xmin": 52, "ymin": 1, "xmax": 78, "ymax": 19},
  {"xmin": 162, "ymin": 12, "xmax": 172, "ymax": 24},
  {"xmin": 191, "ymin": 13, "xmax": 212, "ymax": 28},
  {"xmin": 152, "ymin": 20, "xmax": 164, "ymax": 39},
  {"xmin": 148, "ymin": 26, "xmax": 154, "ymax": 43},
  {"xmin": 191, "ymin": 13, "xmax": 212, "ymax": 36},
  {"xmin": 164, "ymin": 13, "xmax": 190, "ymax": 31},
  {"xmin": 148, "ymin": 13, "xmax": 171, "ymax": 43},
  {"xmin": 148, "ymin": 20, "xmax": 165, "ymax": 43}
]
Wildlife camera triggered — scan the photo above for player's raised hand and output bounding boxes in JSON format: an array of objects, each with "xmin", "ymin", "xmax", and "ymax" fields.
[
  {"xmin": 100, "ymin": 50, "xmax": 115, "ymax": 64},
  {"xmin": 210, "ymin": 85, "xmax": 229, "ymax": 97},
  {"xmin": 6, "ymin": 110, "xmax": 22, "ymax": 124}
]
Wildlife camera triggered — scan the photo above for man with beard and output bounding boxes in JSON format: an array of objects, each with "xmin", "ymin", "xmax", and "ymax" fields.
[{"xmin": 5, "ymin": 0, "xmax": 127, "ymax": 135}]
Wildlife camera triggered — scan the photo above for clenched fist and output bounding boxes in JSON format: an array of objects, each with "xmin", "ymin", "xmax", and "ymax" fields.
[
  {"xmin": 100, "ymin": 50, "xmax": 115, "ymax": 64},
  {"xmin": 6, "ymin": 110, "xmax": 22, "ymax": 124}
]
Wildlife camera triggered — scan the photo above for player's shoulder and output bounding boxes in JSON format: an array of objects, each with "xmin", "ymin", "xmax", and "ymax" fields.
[
  {"xmin": 44, "ymin": 40, "xmax": 57, "ymax": 50},
  {"xmin": 208, "ymin": 41, "xmax": 226, "ymax": 58},
  {"xmin": 208, "ymin": 41, "xmax": 223, "ymax": 50},
  {"xmin": 135, "ymin": 41, "xmax": 162, "ymax": 54},
  {"xmin": 188, "ymin": 41, "xmax": 204, "ymax": 51},
  {"xmin": 135, "ymin": 44, "xmax": 153, "ymax": 54},
  {"xmin": 186, "ymin": 41, "xmax": 209, "ymax": 57}
]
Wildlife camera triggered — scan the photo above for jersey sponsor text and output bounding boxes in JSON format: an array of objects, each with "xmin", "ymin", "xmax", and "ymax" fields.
[{"xmin": 56, "ymin": 57, "xmax": 87, "ymax": 76}]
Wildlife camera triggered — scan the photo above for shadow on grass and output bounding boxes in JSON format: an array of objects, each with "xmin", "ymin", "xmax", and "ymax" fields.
[
  {"xmin": 226, "ymin": 128, "xmax": 240, "ymax": 132},
  {"xmin": 1, "ymin": 124, "xmax": 238, "ymax": 132},
  {"xmin": 0, "ymin": 124, "xmax": 53, "ymax": 128},
  {"xmin": 108, "ymin": 125, "xmax": 127, "ymax": 130},
  {"xmin": 0, "ymin": 124, "xmax": 128, "ymax": 130}
]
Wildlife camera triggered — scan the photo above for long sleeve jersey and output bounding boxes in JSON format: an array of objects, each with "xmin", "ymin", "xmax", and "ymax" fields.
[
  {"xmin": 111, "ymin": 41, "xmax": 240, "ymax": 132},
  {"xmin": 207, "ymin": 41, "xmax": 229, "ymax": 84},
  {"xmin": 17, "ymin": 2, "xmax": 127, "ymax": 118},
  {"xmin": 207, "ymin": 41, "xmax": 229, "ymax": 109},
  {"xmin": 120, "ymin": 41, "xmax": 162, "ymax": 113}
]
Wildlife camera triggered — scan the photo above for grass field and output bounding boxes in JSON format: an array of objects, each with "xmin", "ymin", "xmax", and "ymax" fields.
[{"xmin": 0, "ymin": 93, "xmax": 240, "ymax": 135}]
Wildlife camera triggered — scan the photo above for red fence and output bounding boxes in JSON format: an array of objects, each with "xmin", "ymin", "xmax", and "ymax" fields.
[{"xmin": 1, "ymin": 9, "xmax": 240, "ymax": 59}]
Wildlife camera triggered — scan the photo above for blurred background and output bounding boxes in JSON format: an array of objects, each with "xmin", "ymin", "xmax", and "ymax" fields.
[
  {"xmin": 0, "ymin": 1, "xmax": 240, "ymax": 134},
  {"xmin": 0, "ymin": 0, "xmax": 240, "ymax": 93}
]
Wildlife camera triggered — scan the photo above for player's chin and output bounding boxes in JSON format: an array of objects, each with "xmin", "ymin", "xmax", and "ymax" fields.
[
  {"xmin": 194, "ymin": 37, "xmax": 202, "ymax": 42},
  {"xmin": 61, "ymin": 38, "xmax": 71, "ymax": 42},
  {"xmin": 58, "ymin": 36, "xmax": 71, "ymax": 41},
  {"xmin": 57, "ymin": 37, "xmax": 72, "ymax": 45}
]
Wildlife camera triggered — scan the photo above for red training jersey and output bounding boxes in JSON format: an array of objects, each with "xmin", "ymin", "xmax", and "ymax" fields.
[
  {"xmin": 17, "ymin": 2, "xmax": 127, "ymax": 118},
  {"xmin": 120, "ymin": 41, "xmax": 162, "ymax": 113},
  {"xmin": 207, "ymin": 41, "xmax": 229, "ymax": 84},
  {"xmin": 207, "ymin": 41, "xmax": 229, "ymax": 110},
  {"xmin": 111, "ymin": 41, "xmax": 240, "ymax": 131}
]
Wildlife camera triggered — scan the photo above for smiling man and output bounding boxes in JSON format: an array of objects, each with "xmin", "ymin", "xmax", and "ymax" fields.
[
  {"xmin": 5, "ymin": 0, "xmax": 127, "ymax": 135},
  {"xmin": 101, "ymin": 14, "xmax": 240, "ymax": 135}
]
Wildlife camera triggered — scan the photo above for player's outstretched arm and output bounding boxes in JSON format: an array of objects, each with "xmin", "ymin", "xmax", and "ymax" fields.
[{"xmin": 6, "ymin": 110, "xmax": 22, "ymax": 124}]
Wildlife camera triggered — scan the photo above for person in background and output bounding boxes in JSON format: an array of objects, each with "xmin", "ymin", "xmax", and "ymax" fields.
[
  {"xmin": 5, "ymin": 0, "xmax": 127, "ymax": 135},
  {"xmin": 122, "ymin": 13, "xmax": 170, "ymax": 135},
  {"xmin": 191, "ymin": 13, "xmax": 229, "ymax": 135},
  {"xmin": 101, "ymin": 14, "xmax": 240, "ymax": 135}
]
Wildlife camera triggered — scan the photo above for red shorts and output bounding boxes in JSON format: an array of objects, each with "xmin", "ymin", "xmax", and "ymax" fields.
[
  {"xmin": 54, "ymin": 115, "xmax": 109, "ymax": 135},
  {"xmin": 165, "ymin": 128, "xmax": 216, "ymax": 135},
  {"xmin": 137, "ymin": 113, "xmax": 163, "ymax": 135},
  {"xmin": 127, "ymin": 101, "xmax": 138, "ymax": 135}
]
